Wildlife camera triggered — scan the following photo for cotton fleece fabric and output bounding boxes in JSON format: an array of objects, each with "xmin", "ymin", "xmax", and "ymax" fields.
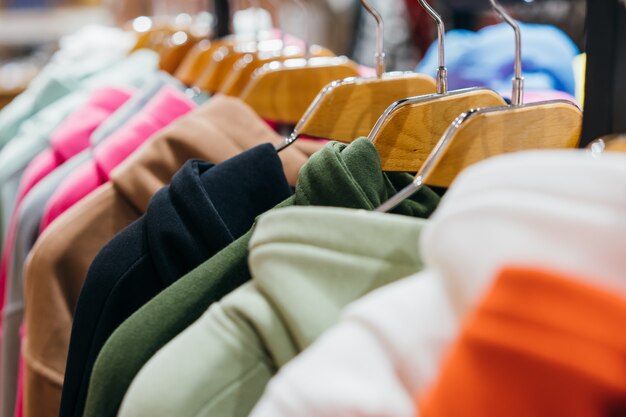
[
  {"xmin": 59, "ymin": 145, "xmax": 293, "ymax": 417},
  {"xmin": 21, "ymin": 95, "xmax": 313, "ymax": 417},
  {"xmin": 2, "ymin": 75, "xmax": 178, "ymax": 417},
  {"xmin": 40, "ymin": 86, "xmax": 195, "ymax": 231},
  {"xmin": 0, "ymin": 86, "xmax": 132, "ymax": 417},
  {"xmin": 248, "ymin": 149, "xmax": 626, "ymax": 417},
  {"xmin": 416, "ymin": 22, "xmax": 579, "ymax": 96},
  {"xmin": 117, "ymin": 206, "xmax": 430, "ymax": 417},
  {"xmin": 83, "ymin": 138, "xmax": 440, "ymax": 417},
  {"xmin": 419, "ymin": 266, "xmax": 626, "ymax": 417}
]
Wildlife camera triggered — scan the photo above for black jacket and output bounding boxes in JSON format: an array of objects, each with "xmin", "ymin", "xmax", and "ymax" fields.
[{"xmin": 59, "ymin": 144, "xmax": 293, "ymax": 417}]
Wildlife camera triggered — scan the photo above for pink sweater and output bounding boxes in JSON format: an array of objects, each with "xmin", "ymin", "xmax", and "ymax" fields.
[{"xmin": 40, "ymin": 86, "xmax": 196, "ymax": 232}]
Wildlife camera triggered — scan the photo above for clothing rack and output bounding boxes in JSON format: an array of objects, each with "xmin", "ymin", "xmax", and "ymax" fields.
[{"xmin": 580, "ymin": 0, "xmax": 626, "ymax": 147}]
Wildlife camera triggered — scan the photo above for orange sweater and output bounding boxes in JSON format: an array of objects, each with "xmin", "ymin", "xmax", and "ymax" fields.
[{"xmin": 419, "ymin": 266, "xmax": 626, "ymax": 417}]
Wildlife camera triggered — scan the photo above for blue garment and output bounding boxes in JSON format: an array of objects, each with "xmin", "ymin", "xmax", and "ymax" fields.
[{"xmin": 416, "ymin": 23, "xmax": 579, "ymax": 96}]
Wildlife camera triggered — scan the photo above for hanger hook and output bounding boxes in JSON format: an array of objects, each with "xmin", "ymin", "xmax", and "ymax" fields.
[
  {"xmin": 489, "ymin": 0, "xmax": 524, "ymax": 105},
  {"xmin": 416, "ymin": 0, "xmax": 447, "ymax": 94},
  {"xmin": 360, "ymin": 0, "xmax": 385, "ymax": 78},
  {"xmin": 291, "ymin": 0, "xmax": 311, "ymax": 60}
]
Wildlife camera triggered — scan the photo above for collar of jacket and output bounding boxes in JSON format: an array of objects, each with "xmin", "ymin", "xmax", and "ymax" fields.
[
  {"xmin": 421, "ymin": 149, "xmax": 626, "ymax": 315},
  {"xmin": 293, "ymin": 138, "xmax": 440, "ymax": 218},
  {"xmin": 248, "ymin": 206, "xmax": 427, "ymax": 361},
  {"xmin": 109, "ymin": 95, "xmax": 286, "ymax": 213},
  {"xmin": 147, "ymin": 144, "xmax": 292, "ymax": 287}
]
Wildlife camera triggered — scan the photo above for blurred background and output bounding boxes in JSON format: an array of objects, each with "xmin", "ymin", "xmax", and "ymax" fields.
[{"xmin": 0, "ymin": 0, "xmax": 586, "ymax": 107}]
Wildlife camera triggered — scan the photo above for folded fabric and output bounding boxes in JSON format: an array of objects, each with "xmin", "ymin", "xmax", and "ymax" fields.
[
  {"xmin": 0, "ymin": 86, "xmax": 132, "ymax": 417},
  {"xmin": 83, "ymin": 138, "xmax": 440, "ymax": 417},
  {"xmin": 419, "ymin": 266, "xmax": 626, "ymax": 417},
  {"xmin": 40, "ymin": 86, "xmax": 195, "ymax": 231},
  {"xmin": 416, "ymin": 23, "xmax": 579, "ymax": 96},
  {"xmin": 248, "ymin": 149, "xmax": 626, "ymax": 417},
  {"xmin": 59, "ymin": 145, "xmax": 293, "ymax": 417},
  {"xmin": 117, "ymin": 206, "xmax": 429, "ymax": 417},
  {"xmin": 21, "ymin": 96, "xmax": 312, "ymax": 417}
]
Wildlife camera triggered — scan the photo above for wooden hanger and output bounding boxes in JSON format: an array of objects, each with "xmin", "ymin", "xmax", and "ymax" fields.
[
  {"xmin": 132, "ymin": 26, "xmax": 176, "ymax": 53},
  {"xmin": 241, "ymin": 56, "xmax": 360, "ymax": 123},
  {"xmin": 368, "ymin": 0, "xmax": 507, "ymax": 172},
  {"xmin": 219, "ymin": 44, "xmax": 335, "ymax": 96},
  {"xmin": 239, "ymin": 0, "xmax": 361, "ymax": 124},
  {"xmin": 376, "ymin": 0, "xmax": 582, "ymax": 212},
  {"xmin": 175, "ymin": 38, "xmax": 231, "ymax": 85},
  {"xmin": 194, "ymin": 0, "xmax": 285, "ymax": 93},
  {"xmin": 219, "ymin": 0, "xmax": 333, "ymax": 96},
  {"xmin": 159, "ymin": 31, "xmax": 203, "ymax": 74},
  {"xmin": 269, "ymin": 0, "xmax": 437, "ymax": 144}
]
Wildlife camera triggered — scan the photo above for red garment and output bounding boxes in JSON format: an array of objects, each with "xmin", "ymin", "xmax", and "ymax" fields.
[{"xmin": 419, "ymin": 266, "xmax": 626, "ymax": 417}]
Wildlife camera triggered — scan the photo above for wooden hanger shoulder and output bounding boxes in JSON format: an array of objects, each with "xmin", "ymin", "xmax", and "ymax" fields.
[
  {"xmin": 297, "ymin": 72, "xmax": 436, "ymax": 142},
  {"xmin": 158, "ymin": 33, "xmax": 201, "ymax": 74},
  {"xmin": 175, "ymin": 39, "xmax": 232, "ymax": 85},
  {"xmin": 372, "ymin": 88, "xmax": 506, "ymax": 172},
  {"xmin": 424, "ymin": 100, "xmax": 583, "ymax": 187},
  {"xmin": 194, "ymin": 43, "xmax": 254, "ymax": 92},
  {"xmin": 131, "ymin": 27, "xmax": 174, "ymax": 52},
  {"xmin": 240, "ymin": 57, "xmax": 360, "ymax": 124},
  {"xmin": 219, "ymin": 46, "xmax": 335, "ymax": 96}
]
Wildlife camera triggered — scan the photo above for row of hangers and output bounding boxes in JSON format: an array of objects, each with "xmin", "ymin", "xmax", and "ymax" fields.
[{"xmin": 129, "ymin": 0, "xmax": 584, "ymax": 212}]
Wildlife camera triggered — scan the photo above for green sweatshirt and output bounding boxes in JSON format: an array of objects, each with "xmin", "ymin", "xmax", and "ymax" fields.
[{"xmin": 83, "ymin": 138, "xmax": 440, "ymax": 417}]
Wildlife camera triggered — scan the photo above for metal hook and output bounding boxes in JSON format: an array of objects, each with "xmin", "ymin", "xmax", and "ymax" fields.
[
  {"xmin": 360, "ymin": 0, "xmax": 385, "ymax": 78},
  {"xmin": 489, "ymin": 0, "xmax": 524, "ymax": 105},
  {"xmin": 416, "ymin": 0, "xmax": 447, "ymax": 94}
]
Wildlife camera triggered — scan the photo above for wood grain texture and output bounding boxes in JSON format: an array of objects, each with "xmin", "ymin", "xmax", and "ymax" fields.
[
  {"xmin": 219, "ymin": 46, "xmax": 335, "ymax": 96},
  {"xmin": 158, "ymin": 35, "xmax": 201, "ymax": 75},
  {"xmin": 424, "ymin": 102, "xmax": 583, "ymax": 187},
  {"xmin": 297, "ymin": 73, "xmax": 437, "ymax": 142},
  {"xmin": 131, "ymin": 27, "xmax": 175, "ymax": 52},
  {"xmin": 240, "ymin": 57, "xmax": 360, "ymax": 124},
  {"xmin": 175, "ymin": 39, "xmax": 232, "ymax": 86},
  {"xmin": 194, "ymin": 43, "xmax": 255, "ymax": 93},
  {"xmin": 372, "ymin": 89, "xmax": 506, "ymax": 172}
]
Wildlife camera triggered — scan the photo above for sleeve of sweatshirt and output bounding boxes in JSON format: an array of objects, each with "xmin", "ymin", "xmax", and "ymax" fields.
[{"xmin": 249, "ymin": 271, "xmax": 459, "ymax": 417}]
